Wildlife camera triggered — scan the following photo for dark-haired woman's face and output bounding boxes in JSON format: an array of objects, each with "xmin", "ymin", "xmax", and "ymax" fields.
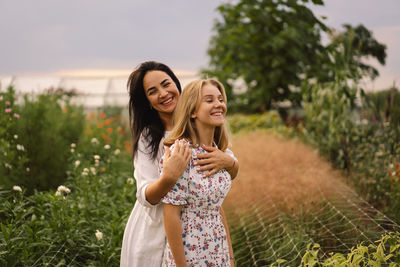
[{"xmin": 143, "ymin": 70, "xmax": 180, "ymax": 116}]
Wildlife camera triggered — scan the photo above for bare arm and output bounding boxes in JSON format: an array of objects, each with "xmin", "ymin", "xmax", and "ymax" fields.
[
  {"xmin": 145, "ymin": 140, "xmax": 191, "ymax": 205},
  {"xmin": 220, "ymin": 207, "xmax": 235, "ymax": 266},
  {"xmin": 164, "ymin": 204, "xmax": 188, "ymax": 267},
  {"xmin": 195, "ymin": 145, "xmax": 239, "ymax": 179}
]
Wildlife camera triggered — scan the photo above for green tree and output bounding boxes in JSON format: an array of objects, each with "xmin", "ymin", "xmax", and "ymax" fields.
[
  {"xmin": 203, "ymin": 0, "xmax": 328, "ymax": 112},
  {"xmin": 326, "ymin": 24, "xmax": 387, "ymax": 81},
  {"xmin": 204, "ymin": 1, "xmax": 387, "ymax": 113}
]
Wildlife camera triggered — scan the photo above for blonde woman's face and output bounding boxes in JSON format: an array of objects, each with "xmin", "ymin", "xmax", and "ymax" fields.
[
  {"xmin": 143, "ymin": 70, "xmax": 180, "ymax": 116},
  {"xmin": 191, "ymin": 83, "xmax": 226, "ymax": 127}
]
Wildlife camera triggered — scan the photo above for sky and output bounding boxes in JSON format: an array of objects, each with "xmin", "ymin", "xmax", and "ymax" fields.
[{"xmin": 0, "ymin": 0, "xmax": 399, "ymax": 90}]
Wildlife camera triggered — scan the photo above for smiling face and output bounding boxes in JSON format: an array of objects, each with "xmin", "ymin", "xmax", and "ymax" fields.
[
  {"xmin": 191, "ymin": 83, "xmax": 227, "ymax": 129},
  {"xmin": 143, "ymin": 70, "xmax": 180, "ymax": 117}
]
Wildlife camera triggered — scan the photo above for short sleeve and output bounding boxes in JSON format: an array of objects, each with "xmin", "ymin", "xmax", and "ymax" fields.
[
  {"xmin": 225, "ymin": 148, "xmax": 237, "ymax": 161},
  {"xmin": 160, "ymin": 143, "xmax": 189, "ymax": 206}
]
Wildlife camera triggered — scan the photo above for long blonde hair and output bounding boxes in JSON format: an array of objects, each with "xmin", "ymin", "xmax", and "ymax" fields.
[{"xmin": 164, "ymin": 78, "xmax": 230, "ymax": 151}]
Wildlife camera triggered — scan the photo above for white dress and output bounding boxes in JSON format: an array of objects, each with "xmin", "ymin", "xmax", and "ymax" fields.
[
  {"xmin": 120, "ymin": 132, "xmax": 168, "ymax": 267},
  {"xmin": 120, "ymin": 133, "xmax": 236, "ymax": 267}
]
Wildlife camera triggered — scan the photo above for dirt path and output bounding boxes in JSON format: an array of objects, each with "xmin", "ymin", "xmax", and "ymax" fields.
[{"xmin": 223, "ymin": 131, "xmax": 352, "ymax": 216}]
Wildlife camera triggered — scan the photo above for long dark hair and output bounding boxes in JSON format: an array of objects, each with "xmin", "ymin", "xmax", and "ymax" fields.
[{"xmin": 128, "ymin": 61, "xmax": 182, "ymax": 160}]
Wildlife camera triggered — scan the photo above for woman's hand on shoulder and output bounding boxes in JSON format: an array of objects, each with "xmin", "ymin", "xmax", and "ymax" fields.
[
  {"xmin": 161, "ymin": 139, "xmax": 191, "ymax": 185},
  {"xmin": 195, "ymin": 144, "xmax": 235, "ymax": 177}
]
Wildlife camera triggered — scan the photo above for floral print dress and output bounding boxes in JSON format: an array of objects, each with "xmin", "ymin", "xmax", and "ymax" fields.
[{"xmin": 160, "ymin": 143, "xmax": 232, "ymax": 267}]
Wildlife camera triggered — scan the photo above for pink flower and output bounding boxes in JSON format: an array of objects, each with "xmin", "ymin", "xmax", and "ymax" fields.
[
  {"xmin": 5, "ymin": 108, "xmax": 12, "ymax": 113},
  {"xmin": 14, "ymin": 113, "xmax": 20, "ymax": 118},
  {"xmin": 5, "ymin": 101, "xmax": 10, "ymax": 105}
]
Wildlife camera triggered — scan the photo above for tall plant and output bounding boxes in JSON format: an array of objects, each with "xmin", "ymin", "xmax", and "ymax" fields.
[{"xmin": 14, "ymin": 88, "xmax": 85, "ymax": 193}]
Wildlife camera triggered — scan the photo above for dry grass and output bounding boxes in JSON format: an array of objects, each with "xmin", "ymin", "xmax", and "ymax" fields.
[{"xmin": 223, "ymin": 131, "xmax": 352, "ymax": 216}]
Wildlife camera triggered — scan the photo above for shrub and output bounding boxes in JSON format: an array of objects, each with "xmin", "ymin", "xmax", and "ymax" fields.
[
  {"xmin": 12, "ymin": 88, "xmax": 86, "ymax": 193},
  {"xmin": 0, "ymin": 122, "xmax": 134, "ymax": 266},
  {"xmin": 0, "ymin": 86, "xmax": 29, "ymax": 191},
  {"xmin": 227, "ymin": 112, "xmax": 295, "ymax": 137},
  {"xmin": 300, "ymin": 232, "xmax": 400, "ymax": 266}
]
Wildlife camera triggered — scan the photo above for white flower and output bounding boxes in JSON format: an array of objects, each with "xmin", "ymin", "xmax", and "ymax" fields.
[
  {"xmin": 14, "ymin": 135, "xmax": 18, "ymax": 139},
  {"xmin": 95, "ymin": 159, "xmax": 99, "ymax": 167},
  {"xmin": 393, "ymin": 171, "xmax": 397, "ymax": 177},
  {"xmin": 74, "ymin": 160, "xmax": 81, "ymax": 168},
  {"xmin": 104, "ymin": 144, "xmax": 111, "ymax": 150},
  {"xmin": 55, "ymin": 191, "xmax": 62, "ymax": 196},
  {"xmin": 13, "ymin": 185, "xmax": 22, "ymax": 192},
  {"xmin": 57, "ymin": 185, "xmax": 71, "ymax": 194},
  {"xmin": 127, "ymin": 178, "xmax": 134, "ymax": 185},
  {"xmin": 82, "ymin": 168, "xmax": 89, "ymax": 176},
  {"xmin": 91, "ymin": 138, "xmax": 99, "ymax": 144},
  {"xmin": 70, "ymin": 148, "xmax": 75, "ymax": 153},
  {"xmin": 31, "ymin": 214, "xmax": 36, "ymax": 221},
  {"xmin": 5, "ymin": 163, "xmax": 12, "ymax": 169},
  {"xmin": 94, "ymin": 155, "xmax": 100, "ymax": 160},
  {"xmin": 114, "ymin": 149, "xmax": 120, "ymax": 155},
  {"xmin": 95, "ymin": 230, "xmax": 103, "ymax": 241},
  {"xmin": 16, "ymin": 144, "xmax": 25, "ymax": 151},
  {"xmin": 90, "ymin": 167, "xmax": 96, "ymax": 175},
  {"xmin": 71, "ymin": 143, "xmax": 76, "ymax": 148},
  {"xmin": 26, "ymin": 167, "xmax": 30, "ymax": 172}
]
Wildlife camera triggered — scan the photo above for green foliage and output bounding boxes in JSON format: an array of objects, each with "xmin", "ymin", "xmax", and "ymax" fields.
[
  {"xmin": 204, "ymin": 0, "xmax": 387, "ymax": 112},
  {"xmin": 7, "ymin": 88, "xmax": 86, "ymax": 193},
  {"xmin": 347, "ymin": 124, "xmax": 400, "ymax": 215},
  {"xmin": 0, "ymin": 116, "xmax": 134, "ymax": 266},
  {"xmin": 301, "ymin": 76, "xmax": 400, "ymax": 222},
  {"xmin": 227, "ymin": 111, "xmax": 295, "ymax": 137},
  {"xmin": 230, "ymin": 201, "xmax": 393, "ymax": 266},
  {"xmin": 365, "ymin": 86, "xmax": 400, "ymax": 131},
  {"xmin": 301, "ymin": 77, "xmax": 359, "ymax": 169},
  {"xmin": 328, "ymin": 24, "xmax": 387, "ymax": 80},
  {"xmin": 300, "ymin": 232, "xmax": 400, "ymax": 266},
  {"xmin": 0, "ymin": 87, "xmax": 29, "ymax": 191},
  {"xmin": 203, "ymin": 0, "xmax": 328, "ymax": 111}
]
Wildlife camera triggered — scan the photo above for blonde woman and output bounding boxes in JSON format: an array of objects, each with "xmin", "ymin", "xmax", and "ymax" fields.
[{"xmin": 160, "ymin": 79, "xmax": 237, "ymax": 266}]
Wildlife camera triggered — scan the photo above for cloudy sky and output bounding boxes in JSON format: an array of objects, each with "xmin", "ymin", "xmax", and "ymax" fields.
[{"xmin": 0, "ymin": 0, "xmax": 399, "ymax": 90}]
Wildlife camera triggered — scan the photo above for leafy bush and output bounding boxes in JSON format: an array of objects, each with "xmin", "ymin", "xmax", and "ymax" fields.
[
  {"xmin": 0, "ymin": 117, "xmax": 134, "ymax": 266},
  {"xmin": 227, "ymin": 112, "xmax": 295, "ymax": 137},
  {"xmin": 301, "ymin": 78, "xmax": 400, "ymax": 222},
  {"xmin": 365, "ymin": 86, "xmax": 400, "ymax": 131},
  {"xmin": 0, "ymin": 87, "xmax": 86, "ymax": 193},
  {"xmin": 301, "ymin": 78, "xmax": 360, "ymax": 169},
  {"xmin": 0, "ymin": 87, "xmax": 29, "ymax": 191},
  {"xmin": 299, "ymin": 232, "xmax": 400, "ymax": 266}
]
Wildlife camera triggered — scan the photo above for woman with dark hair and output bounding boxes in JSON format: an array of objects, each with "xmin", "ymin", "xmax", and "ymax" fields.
[{"xmin": 120, "ymin": 61, "xmax": 238, "ymax": 267}]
